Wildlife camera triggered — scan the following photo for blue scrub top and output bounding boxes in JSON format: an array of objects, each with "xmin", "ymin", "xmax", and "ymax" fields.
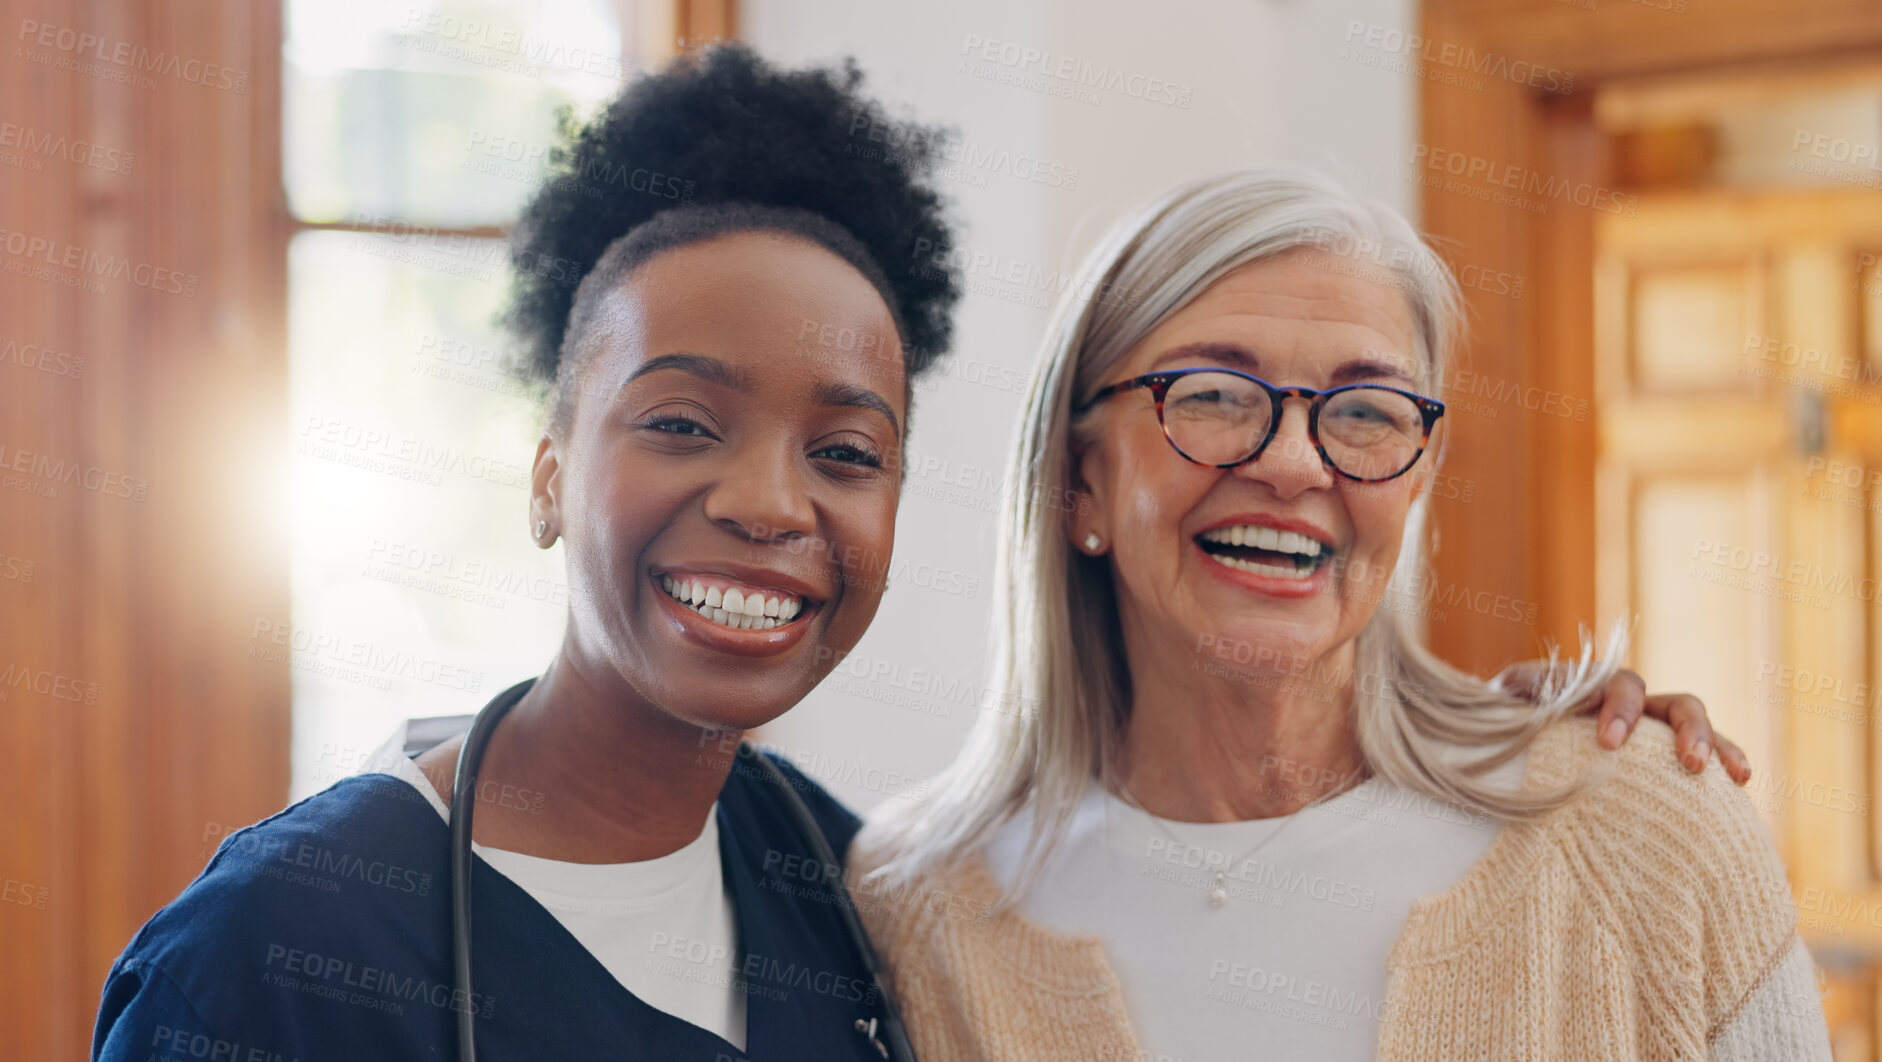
[{"xmin": 92, "ymin": 750, "xmax": 896, "ymax": 1061}]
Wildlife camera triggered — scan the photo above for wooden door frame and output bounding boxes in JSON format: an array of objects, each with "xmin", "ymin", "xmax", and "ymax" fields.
[{"xmin": 1419, "ymin": 0, "xmax": 1882, "ymax": 674}]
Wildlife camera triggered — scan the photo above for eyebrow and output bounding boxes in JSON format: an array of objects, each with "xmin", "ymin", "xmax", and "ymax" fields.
[
  {"xmin": 622, "ymin": 352, "xmax": 749, "ymax": 391},
  {"xmin": 621, "ymin": 352, "xmax": 901, "ymax": 437},
  {"xmin": 815, "ymin": 382, "xmax": 902, "ymax": 439},
  {"xmin": 1148, "ymin": 342, "xmax": 1417, "ymax": 386}
]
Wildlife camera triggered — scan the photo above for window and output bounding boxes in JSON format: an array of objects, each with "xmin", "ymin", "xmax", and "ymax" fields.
[{"xmin": 283, "ymin": 0, "xmax": 628, "ymax": 797}]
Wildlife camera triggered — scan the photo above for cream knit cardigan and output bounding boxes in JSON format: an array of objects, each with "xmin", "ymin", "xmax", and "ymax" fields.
[{"xmin": 848, "ymin": 718, "xmax": 1829, "ymax": 1061}]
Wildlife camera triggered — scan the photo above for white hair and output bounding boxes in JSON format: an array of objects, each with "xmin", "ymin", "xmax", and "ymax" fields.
[{"xmin": 864, "ymin": 166, "xmax": 1624, "ymax": 897}]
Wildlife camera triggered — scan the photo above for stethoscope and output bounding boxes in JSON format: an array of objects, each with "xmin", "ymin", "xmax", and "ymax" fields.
[{"xmin": 447, "ymin": 678, "xmax": 917, "ymax": 1062}]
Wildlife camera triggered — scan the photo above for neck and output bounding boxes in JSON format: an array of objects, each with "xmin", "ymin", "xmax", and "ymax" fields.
[
  {"xmin": 1117, "ymin": 629, "xmax": 1367, "ymax": 823},
  {"xmin": 471, "ymin": 646, "xmax": 739, "ymax": 864}
]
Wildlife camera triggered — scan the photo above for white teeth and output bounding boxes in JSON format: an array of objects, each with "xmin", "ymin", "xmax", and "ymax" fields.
[
  {"xmin": 1211, "ymin": 554, "xmax": 1316, "ymax": 580},
  {"xmin": 1200, "ymin": 525, "xmax": 1325, "ymax": 558},
  {"xmin": 658, "ymin": 577, "xmax": 807, "ymax": 630}
]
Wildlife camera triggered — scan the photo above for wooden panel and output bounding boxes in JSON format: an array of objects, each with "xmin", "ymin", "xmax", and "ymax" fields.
[
  {"xmin": 1778, "ymin": 243, "xmax": 1879, "ymax": 937},
  {"xmin": 1600, "ymin": 188, "xmax": 1882, "ymax": 248},
  {"xmin": 676, "ymin": 0, "xmax": 736, "ymax": 52},
  {"xmin": 1523, "ymin": 96, "xmax": 1604, "ymax": 659},
  {"xmin": 1417, "ymin": 23, "xmax": 1541, "ymax": 672},
  {"xmin": 0, "ymin": 1, "xmax": 288, "ymax": 1057},
  {"xmin": 1596, "ymin": 55, "xmax": 1882, "ymax": 133},
  {"xmin": 1631, "ymin": 264, "xmax": 1759, "ymax": 391},
  {"xmin": 1427, "ymin": 0, "xmax": 1882, "ymax": 83},
  {"xmin": 1633, "ymin": 478, "xmax": 1765, "ymax": 772},
  {"xmin": 1598, "ymin": 397, "xmax": 1785, "ymax": 470},
  {"xmin": 1778, "ymin": 447, "xmax": 1879, "ymax": 946},
  {"xmin": 1861, "ymin": 253, "xmax": 1882, "ymax": 374}
]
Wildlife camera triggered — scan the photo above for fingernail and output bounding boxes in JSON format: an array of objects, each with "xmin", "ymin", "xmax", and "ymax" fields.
[
  {"xmin": 1693, "ymin": 740, "xmax": 1710, "ymax": 767},
  {"xmin": 1602, "ymin": 718, "xmax": 1626, "ymax": 747}
]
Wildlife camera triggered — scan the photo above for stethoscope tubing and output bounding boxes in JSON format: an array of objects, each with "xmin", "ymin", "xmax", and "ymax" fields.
[
  {"xmin": 449, "ymin": 678, "xmax": 530, "ymax": 1062},
  {"xmin": 446, "ymin": 678, "xmax": 915, "ymax": 1062}
]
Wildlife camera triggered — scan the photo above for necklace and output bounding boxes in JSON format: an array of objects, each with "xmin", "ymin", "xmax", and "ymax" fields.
[{"xmin": 1118, "ymin": 763, "xmax": 1368, "ymax": 909}]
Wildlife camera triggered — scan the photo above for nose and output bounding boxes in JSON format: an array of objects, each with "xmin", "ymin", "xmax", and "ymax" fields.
[
  {"xmin": 701, "ymin": 442, "xmax": 817, "ymax": 542},
  {"xmin": 1233, "ymin": 399, "xmax": 1334, "ymax": 497}
]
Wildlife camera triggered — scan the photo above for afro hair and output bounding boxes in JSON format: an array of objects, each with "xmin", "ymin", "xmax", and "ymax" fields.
[{"xmin": 504, "ymin": 44, "xmax": 961, "ymax": 405}]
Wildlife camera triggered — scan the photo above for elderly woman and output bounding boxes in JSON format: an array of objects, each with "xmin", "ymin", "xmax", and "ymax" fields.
[{"xmin": 852, "ymin": 169, "xmax": 1830, "ymax": 1060}]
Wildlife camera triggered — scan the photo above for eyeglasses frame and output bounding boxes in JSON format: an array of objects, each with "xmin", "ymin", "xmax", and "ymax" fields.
[{"xmin": 1074, "ymin": 367, "xmax": 1447, "ymax": 484}]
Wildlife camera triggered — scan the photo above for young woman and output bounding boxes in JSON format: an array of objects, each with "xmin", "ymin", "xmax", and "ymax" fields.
[
  {"xmin": 92, "ymin": 46, "xmax": 960, "ymax": 1061},
  {"xmin": 94, "ymin": 47, "xmax": 1744, "ymax": 1062}
]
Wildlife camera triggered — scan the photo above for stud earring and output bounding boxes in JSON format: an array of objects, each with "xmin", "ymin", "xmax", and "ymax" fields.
[
  {"xmin": 535, "ymin": 519, "xmax": 549, "ymax": 540},
  {"xmin": 1083, "ymin": 532, "xmax": 1103, "ymax": 553}
]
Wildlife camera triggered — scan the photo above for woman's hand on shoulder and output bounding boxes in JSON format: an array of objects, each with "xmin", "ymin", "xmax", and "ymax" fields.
[{"xmin": 1497, "ymin": 661, "xmax": 1752, "ymax": 786}]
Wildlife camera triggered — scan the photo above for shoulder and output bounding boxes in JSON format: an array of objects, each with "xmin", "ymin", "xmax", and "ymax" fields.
[
  {"xmin": 846, "ymin": 817, "xmax": 1003, "ymax": 965},
  {"xmin": 1526, "ymin": 716, "xmax": 1773, "ymax": 860},
  {"xmin": 105, "ymin": 775, "xmax": 448, "ymax": 1024},
  {"xmin": 1521, "ymin": 717, "xmax": 1798, "ymax": 1016},
  {"xmin": 1525, "ymin": 716, "xmax": 1785, "ymax": 882},
  {"xmin": 152, "ymin": 773, "xmax": 441, "ymax": 910}
]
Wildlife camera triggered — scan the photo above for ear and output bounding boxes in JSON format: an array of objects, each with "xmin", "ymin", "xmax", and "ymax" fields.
[
  {"xmin": 1409, "ymin": 417, "xmax": 1446, "ymax": 497},
  {"xmin": 530, "ymin": 433, "xmax": 562, "ymax": 547},
  {"xmin": 1064, "ymin": 437, "xmax": 1108, "ymax": 554}
]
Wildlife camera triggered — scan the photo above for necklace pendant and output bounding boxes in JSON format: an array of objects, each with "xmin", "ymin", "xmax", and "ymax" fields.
[{"xmin": 1209, "ymin": 872, "xmax": 1229, "ymax": 908}]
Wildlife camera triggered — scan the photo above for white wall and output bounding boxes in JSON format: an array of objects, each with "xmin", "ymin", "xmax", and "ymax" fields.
[{"xmin": 742, "ymin": 0, "xmax": 1419, "ymax": 811}]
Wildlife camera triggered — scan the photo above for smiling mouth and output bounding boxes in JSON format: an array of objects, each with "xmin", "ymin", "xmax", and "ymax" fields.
[
  {"xmin": 658, "ymin": 573, "xmax": 808, "ymax": 631},
  {"xmin": 1195, "ymin": 525, "xmax": 1333, "ymax": 581}
]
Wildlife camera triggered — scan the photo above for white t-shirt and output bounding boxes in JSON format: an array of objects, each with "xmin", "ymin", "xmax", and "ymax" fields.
[
  {"xmin": 360, "ymin": 725, "xmax": 747, "ymax": 1051},
  {"xmin": 983, "ymin": 773, "xmax": 1508, "ymax": 1062}
]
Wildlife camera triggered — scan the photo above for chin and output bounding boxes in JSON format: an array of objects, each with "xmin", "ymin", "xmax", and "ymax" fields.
[
  {"xmin": 667, "ymin": 687, "xmax": 804, "ymax": 735},
  {"xmin": 1204, "ymin": 617, "xmax": 1344, "ymax": 677}
]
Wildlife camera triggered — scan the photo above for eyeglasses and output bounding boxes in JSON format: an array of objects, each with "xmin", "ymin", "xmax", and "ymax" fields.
[{"xmin": 1075, "ymin": 368, "xmax": 1446, "ymax": 483}]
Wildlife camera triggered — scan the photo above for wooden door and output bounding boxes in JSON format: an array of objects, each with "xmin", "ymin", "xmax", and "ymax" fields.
[
  {"xmin": 1418, "ymin": 2, "xmax": 1882, "ymax": 1051},
  {"xmin": 1597, "ymin": 184, "xmax": 1882, "ymax": 1051}
]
